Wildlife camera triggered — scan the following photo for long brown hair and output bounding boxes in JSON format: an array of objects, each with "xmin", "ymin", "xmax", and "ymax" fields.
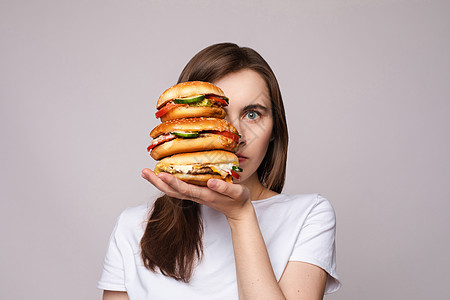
[{"xmin": 140, "ymin": 42, "xmax": 289, "ymax": 282}]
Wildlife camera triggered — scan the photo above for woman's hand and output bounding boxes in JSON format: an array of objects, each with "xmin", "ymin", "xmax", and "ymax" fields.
[
  {"xmin": 142, "ymin": 168, "xmax": 290, "ymax": 299},
  {"xmin": 141, "ymin": 168, "xmax": 253, "ymax": 221}
]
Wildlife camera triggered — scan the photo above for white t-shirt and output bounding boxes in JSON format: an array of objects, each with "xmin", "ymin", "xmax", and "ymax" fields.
[{"xmin": 98, "ymin": 193, "xmax": 341, "ymax": 299}]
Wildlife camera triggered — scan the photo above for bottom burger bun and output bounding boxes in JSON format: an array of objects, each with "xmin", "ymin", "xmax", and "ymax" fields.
[
  {"xmin": 172, "ymin": 173, "xmax": 232, "ymax": 186},
  {"xmin": 154, "ymin": 150, "xmax": 240, "ymax": 186}
]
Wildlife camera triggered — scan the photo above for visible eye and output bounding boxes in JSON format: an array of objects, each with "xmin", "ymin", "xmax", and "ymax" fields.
[{"xmin": 245, "ymin": 111, "xmax": 260, "ymax": 120}]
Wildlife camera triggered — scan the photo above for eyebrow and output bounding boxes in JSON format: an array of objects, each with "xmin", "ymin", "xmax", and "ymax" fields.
[{"xmin": 242, "ymin": 104, "xmax": 270, "ymax": 112}]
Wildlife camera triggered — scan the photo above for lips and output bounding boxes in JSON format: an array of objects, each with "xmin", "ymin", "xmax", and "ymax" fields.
[{"xmin": 236, "ymin": 153, "xmax": 248, "ymax": 163}]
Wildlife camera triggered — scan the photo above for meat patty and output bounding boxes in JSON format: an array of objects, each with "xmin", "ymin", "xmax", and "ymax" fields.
[{"xmin": 188, "ymin": 167, "xmax": 215, "ymax": 175}]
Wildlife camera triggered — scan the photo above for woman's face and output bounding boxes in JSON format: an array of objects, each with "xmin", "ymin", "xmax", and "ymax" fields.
[{"xmin": 213, "ymin": 69, "xmax": 274, "ymax": 184}]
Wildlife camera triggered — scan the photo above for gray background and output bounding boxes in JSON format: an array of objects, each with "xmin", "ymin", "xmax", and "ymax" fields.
[{"xmin": 1, "ymin": 0, "xmax": 449, "ymax": 299}]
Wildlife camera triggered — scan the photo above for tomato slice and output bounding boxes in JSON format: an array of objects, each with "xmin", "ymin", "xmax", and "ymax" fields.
[
  {"xmin": 207, "ymin": 96, "xmax": 229, "ymax": 107},
  {"xmin": 155, "ymin": 102, "xmax": 184, "ymax": 119},
  {"xmin": 229, "ymin": 170, "xmax": 240, "ymax": 179},
  {"xmin": 209, "ymin": 131, "xmax": 239, "ymax": 143}
]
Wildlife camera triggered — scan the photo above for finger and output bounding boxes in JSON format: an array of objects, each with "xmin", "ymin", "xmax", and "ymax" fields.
[
  {"xmin": 158, "ymin": 172, "xmax": 206, "ymax": 202},
  {"xmin": 141, "ymin": 168, "xmax": 155, "ymax": 180},
  {"xmin": 141, "ymin": 169, "xmax": 173, "ymax": 192},
  {"xmin": 141, "ymin": 169, "xmax": 186, "ymax": 199},
  {"xmin": 141, "ymin": 168, "xmax": 162, "ymax": 184},
  {"xmin": 207, "ymin": 178, "xmax": 247, "ymax": 200}
]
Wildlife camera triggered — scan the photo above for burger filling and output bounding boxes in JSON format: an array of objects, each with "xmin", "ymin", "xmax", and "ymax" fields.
[
  {"xmin": 155, "ymin": 162, "xmax": 239, "ymax": 179},
  {"xmin": 147, "ymin": 131, "xmax": 240, "ymax": 152},
  {"xmin": 188, "ymin": 98, "xmax": 213, "ymax": 107}
]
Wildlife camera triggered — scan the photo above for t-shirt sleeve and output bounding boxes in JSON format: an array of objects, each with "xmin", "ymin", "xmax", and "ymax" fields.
[
  {"xmin": 289, "ymin": 194, "xmax": 341, "ymax": 294},
  {"xmin": 97, "ymin": 214, "xmax": 127, "ymax": 291}
]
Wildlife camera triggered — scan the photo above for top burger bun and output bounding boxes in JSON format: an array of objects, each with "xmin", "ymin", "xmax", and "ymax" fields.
[{"xmin": 157, "ymin": 81, "xmax": 226, "ymax": 109}]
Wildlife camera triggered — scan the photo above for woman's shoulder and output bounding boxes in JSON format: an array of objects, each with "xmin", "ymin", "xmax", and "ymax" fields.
[
  {"xmin": 254, "ymin": 193, "xmax": 330, "ymax": 206},
  {"xmin": 254, "ymin": 193, "xmax": 336, "ymax": 219},
  {"xmin": 286, "ymin": 193, "xmax": 333, "ymax": 207},
  {"xmin": 285, "ymin": 193, "xmax": 335, "ymax": 215},
  {"xmin": 118, "ymin": 202, "xmax": 151, "ymax": 218},
  {"xmin": 114, "ymin": 202, "xmax": 152, "ymax": 233}
]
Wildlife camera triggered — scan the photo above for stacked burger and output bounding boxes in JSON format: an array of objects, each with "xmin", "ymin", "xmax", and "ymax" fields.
[{"xmin": 147, "ymin": 81, "xmax": 242, "ymax": 186}]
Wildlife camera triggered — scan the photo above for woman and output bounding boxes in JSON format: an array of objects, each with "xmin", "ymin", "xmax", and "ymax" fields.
[{"xmin": 98, "ymin": 43, "xmax": 340, "ymax": 299}]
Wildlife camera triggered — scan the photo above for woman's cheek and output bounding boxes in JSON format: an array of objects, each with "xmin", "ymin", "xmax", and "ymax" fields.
[
  {"xmin": 246, "ymin": 120, "xmax": 271, "ymax": 146},
  {"xmin": 255, "ymin": 120, "xmax": 273, "ymax": 147}
]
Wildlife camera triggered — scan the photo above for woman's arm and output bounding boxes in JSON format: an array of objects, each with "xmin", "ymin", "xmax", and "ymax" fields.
[
  {"xmin": 102, "ymin": 290, "xmax": 129, "ymax": 300},
  {"xmin": 279, "ymin": 261, "xmax": 327, "ymax": 299},
  {"xmin": 142, "ymin": 169, "xmax": 328, "ymax": 299},
  {"xmin": 219, "ymin": 185, "xmax": 328, "ymax": 299},
  {"xmin": 226, "ymin": 203, "xmax": 286, "ymax": 299}
]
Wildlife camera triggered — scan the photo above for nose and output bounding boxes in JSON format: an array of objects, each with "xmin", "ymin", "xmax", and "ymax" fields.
[{"xmin": 238, "ymin": 136, "xmax": 245, "ymax": 149}]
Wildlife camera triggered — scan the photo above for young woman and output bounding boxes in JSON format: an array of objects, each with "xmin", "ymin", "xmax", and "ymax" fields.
[{"xmin": 98, "ymin": 43, "xmax": 340, "ymax": 299}]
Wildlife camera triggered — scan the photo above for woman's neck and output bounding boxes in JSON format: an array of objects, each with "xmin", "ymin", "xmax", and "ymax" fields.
[{"xmin": 239, "ymin": 173, "xmax": 279, "ymax": 201}]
